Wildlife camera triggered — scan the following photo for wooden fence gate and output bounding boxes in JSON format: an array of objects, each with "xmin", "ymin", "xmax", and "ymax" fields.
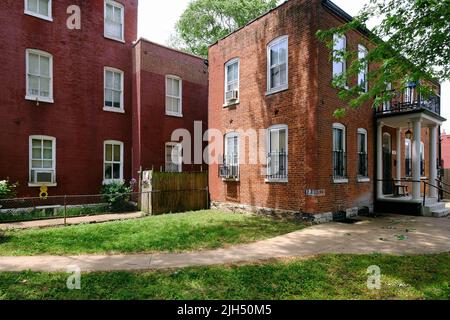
[{"xmin": 140, "ymin": 170, "xmax": 209, "ymax": 215}]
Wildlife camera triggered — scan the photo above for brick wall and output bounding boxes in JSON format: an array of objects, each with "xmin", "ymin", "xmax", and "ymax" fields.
[{"xmin": 0, "ymin": 0, "xmax": 138, "ymax": 197}]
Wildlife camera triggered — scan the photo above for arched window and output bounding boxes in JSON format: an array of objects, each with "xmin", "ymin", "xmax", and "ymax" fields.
[
  {"xmin": 221, "ymin": 132, "xmax": 240, "ymax": 179},
  {"xmin": 266, "ymin": 125, "xmax": 288, "ymax": 181},
  {"xmin": 333, "ymin": 34, "xmax": 347, "ymax": 82},
  {"xmin": 357, "ymin": 128, "xmax": 368, "ymax": 178},
  {"xmin": 358, "ymin": 45, "xmax": 368, "ymax": 92},
  {"xmin": 267, "ymin": 36, "xmax": 288, "ymax": 94}
]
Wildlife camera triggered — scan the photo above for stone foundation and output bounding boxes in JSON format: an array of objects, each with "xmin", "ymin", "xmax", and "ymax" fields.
[{"xmin": 211, "ymin": 201, "xmax": 365, "ymax": 224}]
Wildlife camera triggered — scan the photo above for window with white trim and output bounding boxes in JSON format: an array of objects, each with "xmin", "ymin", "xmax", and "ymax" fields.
[
  {"xmin": 25, "ymin": 0, "xmax": 52, "ymax": 21},
  {"xmin": 26, "ymin": 49, "xmax": 53, "ymax": 103},
  {"xmin": 104, "ymin": 0, "xmax": 124, "ymax": 42},
  {"xmin": 333, "ymin": 34, "xmax": 347, "ymax": 82},
  {"xmin": 166, "ymin": 76, "xmax": 182, "ymax": 116},
  {"xmin": 358, "ymin": 45, "xmax": 368, "ymax": 93},
  {"xmin": 224, "ymin": 59, "xmax": 239, "ymax": 103},
  {"xmin": 104, "ymin": 141, "xmax": 123, "ymax": 183},
  {"xmin": 357, "ymin": 128, "xmax": 368, "ymax": 177},
  {"xmin": 266, "ymin": 125, "xmax": 288, "ymax": 181},
  {"xmin": 221, "ymin": 132, "xmax": 239, "ymax": 179},
  {"xmin": 405, "ymin": 138, "xmax": 412, "ymax": 177},
  {"xmin": 333, "ymin": 123, "xmax": 347, "ymax": 181},
  {"xmin": 29, "ymin": 136, "xmax": 56, "ymax": 185},
  {"xmin": 420, "ymin": 141, "xmax": 425, "ymax": 176},
  {"xmin": 165, "ymin": 143, "xmax": 182, "ymax": 173},
  {"xmin": 104, "ymin": 67, "xmax": 124, "ymax": 112},
  {"xmin": 267, "ymin": 36, "xmax": 288, "ymax": 93}
]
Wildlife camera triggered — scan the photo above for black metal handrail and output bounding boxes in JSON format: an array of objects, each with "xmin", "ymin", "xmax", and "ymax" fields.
[
  {"xmin": 219, "ymin": 164, "xmax": 239, "ymax": 179},
  {"xmin": 375, "ymin": 91, "xmax": 440, "ymax": 116}
]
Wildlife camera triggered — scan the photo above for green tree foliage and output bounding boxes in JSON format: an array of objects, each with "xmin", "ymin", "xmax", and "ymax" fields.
[
  {"xmin": 172, "ymin": 0, "xmax": 278, "ymax": 57},
  {"xmin": 317, "ymin": 0, "xmax": 450, "ymax": 117}
]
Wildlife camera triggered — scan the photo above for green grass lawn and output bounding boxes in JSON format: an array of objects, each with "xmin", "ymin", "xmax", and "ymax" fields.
[
  {"xmin": 0, "ymin": 210, "xmax": 305, "ymax": 256},
  {"xmin": 0, "ymin": 253, "xmax": 448, "ymax": 300}
]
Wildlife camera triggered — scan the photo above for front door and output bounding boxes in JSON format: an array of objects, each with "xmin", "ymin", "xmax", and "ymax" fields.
[{"xmin": 382, "ymin": 133, "xmax": 393, "ymax": 194}]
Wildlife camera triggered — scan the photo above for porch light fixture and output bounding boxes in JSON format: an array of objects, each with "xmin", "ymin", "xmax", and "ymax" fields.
[{"xmin": 405, "ymin": 129, "xmax": 413, "ymax": 140}]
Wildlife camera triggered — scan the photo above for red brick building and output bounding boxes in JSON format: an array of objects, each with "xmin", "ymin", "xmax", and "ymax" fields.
[
  {"xmin": 441, "ymin": 130, "xmax": 450, "ymax": 169},
  {"xmin": 208, "ymin": 0, "xmax": 446, "ymax": 221},
  {"xmin": 0, "ymin": 0, "xmax": 208, "ymax": 197}
]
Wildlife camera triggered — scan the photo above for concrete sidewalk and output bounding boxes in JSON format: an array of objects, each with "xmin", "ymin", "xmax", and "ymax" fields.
[
  {"xmin": 0, "ymin": 214, "xmax": 449, "ymax": 272},
  {"xmin": 0, "ymin": 212, "xmax": 144, "ymax": 230}
]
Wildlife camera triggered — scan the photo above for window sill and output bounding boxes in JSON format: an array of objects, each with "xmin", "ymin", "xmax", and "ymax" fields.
[
  {"xmin": 222, "ymin": 178, "xmax": 240, "ymax": 182},
  {"xmin": 265, "ymin": 85, "xmax": 288, "ymax": 96},
  {"xmin": 24, "ymin": 11, "xmax": 53, "ymax": 22},
  {"xmin": 28, "ymin": 183, "xmax": 57, "ymax": 187},
  {"xmin": 265, "ymin": 178, "xmax": 288, "ymax": 184},
  {"xmin": 223, "ymin": 100, "xmax": 240, "ymax": 108},
  {"xmin": 104, "ymin": 34, "xmax": 125, "ymax": 43},
  {"xmin": 357, "ymin": 177, "xmax": 371, "ymax": 183},
  {"xmin": 26, "ymin": 95, "xmax": 54, "ymax": 104},
  {"xmin": 166, "ymin": 113, "xmax": 183, "ymax": 118},
  {"xmin": 103, "ymin": 107, "xmax": 125, "ymax": 114},
  {"xmin": 333, "ymin": 178, "xmax": 348, "ymax": 184},
  {"xmin": 103, "ymin": 179, "xmax": 125, "ymax": 185}
]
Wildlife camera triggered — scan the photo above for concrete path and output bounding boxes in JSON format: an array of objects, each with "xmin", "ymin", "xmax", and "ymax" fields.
[
  {"xmin": 0, "ymin": 212, "xmax": 143, "ymax": 230},
  {"xmin": 0, "ymin": 214, "xmax": 449, "ymax": 272}
]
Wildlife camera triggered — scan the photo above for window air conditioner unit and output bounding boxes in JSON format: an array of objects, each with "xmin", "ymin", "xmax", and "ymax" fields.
[
  {"xmin": 33, "ymin": 170, "xmax": 54, "ymax": 184},
  {"xmin": 225, "ymin": 90, "xmax": 239, "ymax": 102}
]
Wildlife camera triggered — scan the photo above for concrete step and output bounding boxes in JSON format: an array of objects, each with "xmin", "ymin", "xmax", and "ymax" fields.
[
  {"xmin": 424, "ymin": 197, "xmax": 439, "ymax": 205},
  {"xmin": 425, "ymin": 202, "xmax": 445, "ymax": 211},
  {"xmin": 431, "ymin": 208, "xmax": 450, "ymax": 218}
]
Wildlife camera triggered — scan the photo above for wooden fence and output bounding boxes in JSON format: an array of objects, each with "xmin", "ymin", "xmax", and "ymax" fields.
[{"xmin": 140, "ymin": 170, "xmax": 209, "ymax": 215}]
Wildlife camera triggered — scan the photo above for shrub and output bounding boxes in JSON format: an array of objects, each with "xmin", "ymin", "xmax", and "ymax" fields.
[
  {"xmin": 0, "ymin": 179, "xmax": 18, "ymax": 200},
  {"xmin": 101, "ymin": 181, "xmax": 134, "ymax": 212}
]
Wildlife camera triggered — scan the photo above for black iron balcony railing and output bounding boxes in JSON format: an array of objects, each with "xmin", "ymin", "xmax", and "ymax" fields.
[
  {"xmin": 267, "ymin": 151, "xmax": 288, "ymax": 180},
  {"xmin": 376, "ymin": 91, "xmax": 440, "ymax": 116},
  {"xmin": 357, "ymin": 152, "xmax": 368, "ymax": 177},
  {"xmin": 219, "ymin": 154, "xmax": 239, "ymax": 179},
  {"xmin": 405, "ymin": 158, "xmax": 412, "ymax": 177},
  {"xmin": 333, "ymin": 151, "xmax": 347, "ymax": 179},
  {"xmin": 219, "ymin": 164, "xmax": 239, "ymax": 179}
]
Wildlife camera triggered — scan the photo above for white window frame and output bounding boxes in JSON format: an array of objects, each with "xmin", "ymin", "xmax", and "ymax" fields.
[
  {"xmin": 224, "ymin": 58, "xmax": 240, "ymax": 106},
  {"xmin": 266, "ymin": 124, "xmax": 288, "ymax": 183},
  {"xmin": 29, "ymin": 135, "xmax": 56, "ymax": 187},
  {"xmin": 24, "ymin": 0, "xmax": 53, "ymax": 21},
  {"xmin": 104, "ymin": 67, "xmax": 124, "ymax": 113},
  {"xmin": 333, "ymin": 123, "xmax": 348, "ymax": 183},
  {"xmin": 223, "ymin": 132, "xmax": 240, "ymax": 180},
  {"xmin": 103, "ymin": 140, "xmax": 124, "ymax": 184},
  {"xmin": 420, "ymin": 141, "xmax": 426, "ymax": 178},
  {"xmin": 266, "ymin": 35, "xmax": 289, "ymax": 95},
  {"xmin": 358, "ymin": 44, "xmax": 368, "ymax": 93},
  {"xmin": 104, "ymin": 0, "xmax": 125, "ymax": 42},
  {"xmin": 25, "ymin": 49, "xmax": 54, "ymax": 103},
  {"xmin": 332, "ymin": 34, "xmax": 347, "ymax": 87},
  {"xmin": 357, "ymin": 128, "xmax": 370, "ymax": 181},
  {"xmin": 165, "ymin": 75, "xmax": 183, "ymax": 117},
  {"xmin": 165, "ymin": 142, "xmax": 183, "ymax": 173}
]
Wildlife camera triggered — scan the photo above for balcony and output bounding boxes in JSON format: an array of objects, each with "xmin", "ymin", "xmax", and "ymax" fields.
[
  {"xmin": 375, "ymin": 91, "xmax": 440, "ymax": 117},
  {"xmin": 219, "ymin": 154, "xmax": 240, "ymax": 180}
]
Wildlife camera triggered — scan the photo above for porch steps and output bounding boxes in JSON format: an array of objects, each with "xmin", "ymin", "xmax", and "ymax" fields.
[{"xmin": 422, "ymin": 200, "xmax": 450, "ymax": 218}]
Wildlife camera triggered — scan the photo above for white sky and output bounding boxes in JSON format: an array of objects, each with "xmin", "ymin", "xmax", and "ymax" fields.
[{"xmin": 138, "ymin": 0, "xmax": 450, "ymax": 131}]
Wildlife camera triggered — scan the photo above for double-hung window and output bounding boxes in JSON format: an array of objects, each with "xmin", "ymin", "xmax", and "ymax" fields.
[
  {"xmin": 332, "ymin": 34, "xmax": 347, "ymax": 86},
  {"xmin": 165, "ymin": 143, "xmax": 182, "ymax": 173},
  {"xmin": 358, "ymin": 45, "xmax": 368, "ymax": 93},
  {"xmin": 266, "ymin": 125, "xmax": 288, "ymax": 181},
  {"xmin": 405, "ymin": 139, "xmax": 412, "ymax": 177},
  {"xmin": 26, "ymin": 49, "xmax": 53, "ymax": 103},
  {"xmin": 104, "ymin": 67, "xmax": 124, "ymax": 112},
  {"xmin": 357, "ymin": 128, "xmax": 368, "ymax": 179},
  {"xmin": 221, "ymin": 133, "xmax": 239, "ymax": 179},
  {"xmin": 166, "ymin": 75, "xmax": 182, "ymax": 117},
  {"xmin": 267, "ymin": 36, "xmax": 288, "ymax": 94},
  {"xmin": 224, "ymin": 59, "xmax": 239, "ymax": 104},
  {"xmin": 29, "ymin": 136, "xmax": 56, "ymax": 186},
  {"xmin": 104, "ymin": 0, "xmax": 124, "ymax": 42},
  {"xmin": 333, "ymin": 123, "xmax": 347, "ymax": 182},
  {"xmin": 420, "ymin": 142, "xmax": 425, "ymax": 177},
  {"xmin": 104, "ymin": 141, "xmax": 124, "ymax": 183},
  {"xmin": 25, "ymin": 0, "xmax": 52, "ymax": 21}
]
